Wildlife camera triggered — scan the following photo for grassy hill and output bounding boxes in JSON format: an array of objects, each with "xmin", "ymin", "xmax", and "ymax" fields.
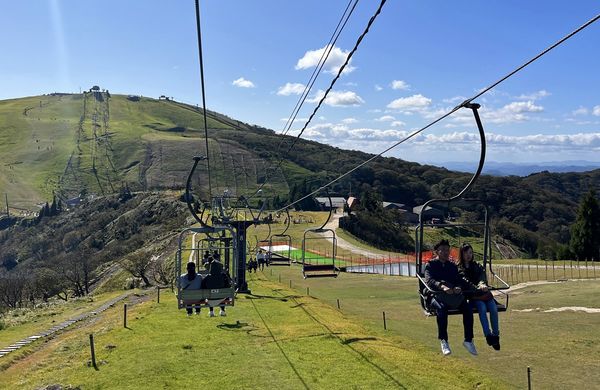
[
  {"xmin": 0, "ymin": 93, "xmax": 289, "ymax": 211},
  {"xmin": 2, "ymin": 93, "xmax": 600, "ymax": 256}
]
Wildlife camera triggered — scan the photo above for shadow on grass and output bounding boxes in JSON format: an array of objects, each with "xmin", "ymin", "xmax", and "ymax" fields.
[
  {"xmin": 342, "ymin": 337, "xmax": 378, "ymax": 345},
  {"xmin": 245, "ymin": 294, "xmax": 288, "ymax": 302}
]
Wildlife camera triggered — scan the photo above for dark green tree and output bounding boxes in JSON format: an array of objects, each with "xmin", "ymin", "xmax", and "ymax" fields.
[{"xmin": 570, "ymin": 189, "xmax": 600, "ymax": 261}]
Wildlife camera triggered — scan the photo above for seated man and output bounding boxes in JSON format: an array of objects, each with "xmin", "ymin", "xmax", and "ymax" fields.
[
  {"xmin": 424, "ymin": 239, "xmax": 477, "ymax": 356},
  {"xmin": 180, "ymin": 262, "xmax": 203, "ymax": 316}
]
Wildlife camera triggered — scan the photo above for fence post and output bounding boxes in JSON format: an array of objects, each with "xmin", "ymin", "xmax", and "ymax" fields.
[
  {"xmin": 527, "ymin": 366, "xmax": 532, "ymax": 390},
  {"xmin": 383, "ymin": 311, "xmax": 387, "ymax": 330},
  {"xmin": 578, "ymin": 260, "xmax": 581, "ymax": 278},
  {"xmin": 585, "ymin": 260, "xmax": 589, "ymax": 278},
  {"xmin": 124, "ymin": 304, "xmax": 127, "ymax": 328},
  {"xmin": 89, "ymin": 334, "xmax": 97, "ymax": 369},
  {"xmin": 157, "ymin": 286, "xmax": 160, "ymax": 303},
  {"xmin": 552, "ymin": 261, "xmax": 555, "ymax": 280},
  {"xmin": 536, "ymin": 261, "xmax": 539, "ymax": 280},
  {"xmin": 528, "ymin": 264, "xmax": 531, "ymax": 282},
  {"xmin": 337, "ymin": 299, "xmax": 340, "ymax": 310},
  {"xmin": 570, "ymin": 260, "xmax": 573, "ymax": 279},
  {"xmin": 545, "ymin": 262, "xmax": 548, "ymax": 280}
]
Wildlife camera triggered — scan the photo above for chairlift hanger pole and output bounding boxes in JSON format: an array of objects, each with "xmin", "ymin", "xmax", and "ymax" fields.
[{"xmin": 417, "ymin": 103, "xmax": 486, "ymax": 266}]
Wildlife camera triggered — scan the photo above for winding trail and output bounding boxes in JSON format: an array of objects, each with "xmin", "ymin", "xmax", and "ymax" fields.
[
  {"xmin": 0, "ymin": 292, "xmax": 133, "ymax": 359},
  {"xmin": 323, "ymin": 213, "xmax": 390, "ymax": 260}
]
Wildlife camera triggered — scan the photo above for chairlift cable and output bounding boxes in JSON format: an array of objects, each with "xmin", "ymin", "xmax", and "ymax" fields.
[
  {"xmin": 274, "ymin": 12, "xmax": 600, "ymax": 213},
  {"xmin": 247, "ymin": 0, "xmax": 387, "ymax": 201},
  {"xmin": 243, "ymin": 0, "xmax": 359, "ymax": 202},
  {"xmin": 279, "ymin": 0, "xmax": 359, "ymax": 143},
  {"xmin": 194, "ymin": 0, "xmax": 213, "ymax": 199}
]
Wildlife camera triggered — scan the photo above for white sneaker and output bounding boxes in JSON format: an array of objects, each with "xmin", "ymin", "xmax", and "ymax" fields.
[
  {"xmin": 463, "ymin": 341, "xmax": 478, "ymax": 356},
  {"xmin": 220, "ymin": 310, "xmax": 226, "ymax": 317},
  {"xmin": 209, "ymin": 311, "xmax": 216, "ymax": 317},
  {"xmin": 440, "ymin": 340, "xmax": 451, "ymax": 356}
]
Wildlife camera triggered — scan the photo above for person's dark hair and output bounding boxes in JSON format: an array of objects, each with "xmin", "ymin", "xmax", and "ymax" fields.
[
  {"xmin": 186, "ymin": 261, "xmax": 197, "ymax": 281},
  {"xmin": 458, "ymin": 243, "xmax": 473, "ymax": 268},
  {"xmin": 434, "ymin": 239, "xmax": 450, "ymax": 250}
]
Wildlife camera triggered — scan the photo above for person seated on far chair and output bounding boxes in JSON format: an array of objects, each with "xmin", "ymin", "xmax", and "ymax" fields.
[
  {"xmin": 203, "ymin": 257, "xmax": 228, "ymax": 317},
  {"xmin": 424, "ymin": 239, "xmax": 477, "ymax": 356},
  {"xmin": 180, "ymin": 262, "xmax": 203, "ymax": 316}
]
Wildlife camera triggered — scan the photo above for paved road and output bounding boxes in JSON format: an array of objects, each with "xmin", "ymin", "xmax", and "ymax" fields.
[{"xmin": 322, "ymin": 213, "xmax": 389, "ymax": 260}]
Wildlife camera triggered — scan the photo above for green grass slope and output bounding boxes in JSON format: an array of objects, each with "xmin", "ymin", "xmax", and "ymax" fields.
[
  {"xmin": 0, "ymin": 275, "xmax": 504, "ymax": 390},
  {"xmin": 0, "ymin": 94, "xmax": 291, "ymax": 211}
]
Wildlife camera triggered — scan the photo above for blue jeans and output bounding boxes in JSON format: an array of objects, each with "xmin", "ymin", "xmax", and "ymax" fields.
[{"xmin": 471, "ymin": 299, "xmax": 499, "ymax": 336}]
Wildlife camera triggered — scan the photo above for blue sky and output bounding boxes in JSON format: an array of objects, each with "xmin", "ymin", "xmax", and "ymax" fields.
[{"xmin": 1, "ymin": 1, "xmax": 599, "ymax": 165}]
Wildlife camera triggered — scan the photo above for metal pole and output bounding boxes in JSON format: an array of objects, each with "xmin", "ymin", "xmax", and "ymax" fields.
[
  {"xmin": 157, "ymin": 287, "xmax": 160, "ymax": 303},
  {"xmin": 383, "ymin": 311, "xmax": 387, "ymax": 330},
  {"xmin": 124, "ymin": 304, "xmax": 127, "ymax": 328},
  {"xmin": 337, "ymin": 299, "xmax": 340, "ymax": 309},
  {"xmin": 89, "ymin": 334, "xmax": 97, "ymax": 369},
  {"xmin": 527, "ymin": 366, "xmax": 532, "ymax": 390}
]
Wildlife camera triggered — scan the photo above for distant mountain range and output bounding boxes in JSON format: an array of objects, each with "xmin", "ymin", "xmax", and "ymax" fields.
[{"xmin": 438, "ymin": 161, "xmax": 600, "ymax": 176}]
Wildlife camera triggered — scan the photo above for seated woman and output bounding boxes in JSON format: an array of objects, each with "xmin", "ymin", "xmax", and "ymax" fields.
[
  {"xmin": 457, "ymin": 243, "xmax": 500, "ymax": 350},
  {"xmin": 180, "ymin": 262, "xmax": 203, "ymax": 316}
]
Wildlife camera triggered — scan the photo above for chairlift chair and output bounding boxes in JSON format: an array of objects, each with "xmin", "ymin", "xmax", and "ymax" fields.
[
  {"xmin": 175, "ymin": 226, "xmax": 237, "ymax": 310},
  {"xmin": 414, "ymin": 102, "xmax": 509, "ymax": 316},
  {"xmin": 268, "ymin": 208, "xmax": 292, "ymax": 266},
  {"xmin": 301, "ymin": 194, "xmax": 339, "ymax": 279}
]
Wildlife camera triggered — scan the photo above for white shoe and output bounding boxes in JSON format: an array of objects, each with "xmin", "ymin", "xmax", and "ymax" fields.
[
  {"xmin": 440, "ymin": 340, "xmax": 451, "ymax": 356},
  {"xmin": 220, "ymin": 310, "xmax": 226, "ymax": 317},
  {"xmin": 209, "ymin": 311, "xmax": 216, "ymax": 317},
  {"xmin": 463, "ymin": 341, "xmax": 478, "ymax": 356}
]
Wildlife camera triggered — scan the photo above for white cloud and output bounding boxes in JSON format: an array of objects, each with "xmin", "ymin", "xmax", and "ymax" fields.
[
  {"xmin": 443, "ymin": 96, "xmax": 466, "ymax": 104},
  {"xmin": 572, "ymin": 107, "xmax": 589, "ymax": 116},
  {"xmin": 277, "ymin": 82, "xmax": 304, "ymax": 96},
  {"xmin": 307, "ymin": 89, "xmax": 364, "ymax": 107},
  {"xmin": 280, "ymin": 117, "xmax": 308, "ymax": 123},
  {"xmin": 344, "ymin": 82, "xmax": 358, "ymax": 87},
  {"xmin": 375, "ymin": 84, "xmax": 383, "ymax": 91},
  {"xmin": 375, "ymin": 115, "xmax": 395, "ymax": 122},
  {"xmin": 593, "ymin": 105, "xmax": 600, "ymax": 116},
  {"xmin": 232, "ymin": 77, "xmax": 255, "ymax": 88},
  {"xmin": 391, "ymin": 121, "xmax": 406, "ymax": 127},
  {"xmin": 481, "ymin": 101, "xmax": 544, "ymax": 123},
  {"xmin": 300, "ymin": 123, "xmax": 410, "ymax": 142},
  {"xmin": 391, "ymin": 80, "xmax": 410, "ymax": 90},
  {"xmin": 342, "ymin": 117, "xmax": 358, "ymax": 124},
  {"xmin": 517, "ymin": 90, "xmax": 551, "ymax": 100},
  {"xmin": 416, "ymin": 131, "xmax": 600, "ymax": 150},
  {"xmin": 503, "ymin": 101, "xmax": 544, "ymax": 114},
  {"xmin": 387, "ymin": 94, "xmax": 432, "ymax": 112},
  {"xmin": 295, "ymin": 45, "xmax": 355, "ymax": 75}
]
